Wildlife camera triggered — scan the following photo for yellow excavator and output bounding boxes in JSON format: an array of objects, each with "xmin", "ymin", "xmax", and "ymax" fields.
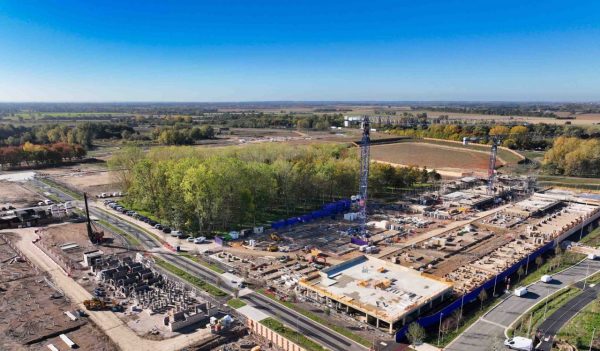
[{"xmin": 270, "ymin": 233, "xmax": 281, "ymax": 242}]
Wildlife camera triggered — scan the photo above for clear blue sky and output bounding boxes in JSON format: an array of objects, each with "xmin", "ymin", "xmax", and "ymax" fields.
[{"xmin": 1, "ymin": 0, "xmax": 600, "ymax": 102}]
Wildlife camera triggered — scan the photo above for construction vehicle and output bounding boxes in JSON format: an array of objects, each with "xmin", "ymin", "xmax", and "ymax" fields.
[
  {"xmin": 83, "ymin": 298, "xmax": 106, "ymax": 311},
  {"xmin": 267, "ymin": 245, "xmax": 278, "ymax": 252},
  {"xmin": 84, "ymin": 193, "xmax": 104, "ymax": 244},
  {"xmin": 270, "ymin": 233, "xmax": 281, "ymax": 241}
]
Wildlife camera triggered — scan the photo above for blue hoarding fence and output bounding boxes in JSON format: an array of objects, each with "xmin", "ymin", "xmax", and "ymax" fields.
[
  {"xmin": 270, "ymin": 199, "xmax": 352, "ymax": 230},
  {"xmin": 396, "ymin": 239, "xmax": 556, "ymax": 342}
]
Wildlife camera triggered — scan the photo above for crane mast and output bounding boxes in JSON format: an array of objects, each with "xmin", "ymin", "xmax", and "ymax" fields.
[
  {"xmin": 359, "ymin": 116, "xmax": 370, "ymax": 237},
  {"xmin": 487, "ymin": 136, "xmax": 500, "ymax": 194}
]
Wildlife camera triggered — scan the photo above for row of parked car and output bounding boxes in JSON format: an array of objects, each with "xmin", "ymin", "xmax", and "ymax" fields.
[{"xmin": 104, "ymin": 199, "xmax": 206, "ymax": 244}]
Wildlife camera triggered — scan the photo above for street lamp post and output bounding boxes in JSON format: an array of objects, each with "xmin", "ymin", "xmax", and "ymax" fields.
[{"xmin": 438, "ymin": 312, "xmax": 444, "ymax": 346}]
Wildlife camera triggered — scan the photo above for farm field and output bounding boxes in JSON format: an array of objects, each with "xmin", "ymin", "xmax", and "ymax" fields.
[{"xmin": 370, "ymin": 141, "xmax": 500, "ymax": 176}]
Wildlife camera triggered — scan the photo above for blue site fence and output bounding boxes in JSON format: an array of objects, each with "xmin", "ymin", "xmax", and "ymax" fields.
[
  {"xmin": 270, "ymin": 199, "xmax": 352, "ymax": 230},
  {"xmin": 396, "ymin": 239, "xmax": 555, "ymax": 341}
]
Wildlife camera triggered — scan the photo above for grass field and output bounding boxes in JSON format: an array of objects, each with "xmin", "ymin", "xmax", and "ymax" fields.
[{"xmin": 371, "ymin": 141, "xmax": 494, "ymax": 173}]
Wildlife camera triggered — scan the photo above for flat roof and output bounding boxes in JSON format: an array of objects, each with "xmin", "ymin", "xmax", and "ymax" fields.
[{"xmin": 302, "ymin": 255, "xmax": 452, "ymax": 322}]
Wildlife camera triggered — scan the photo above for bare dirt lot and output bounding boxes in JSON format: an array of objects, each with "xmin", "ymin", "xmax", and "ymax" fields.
[
  {"xmin": 0, "ymin": 181, "xmax": 42, "ymax": 208},
  {"xmin": 41, "ymin": 162, "xmax": 121, "ymax": 196},
  {"xmin": 0, "ymin": 232, "xmax": 117, "ymax": 351},
  {"xmin": 370, "ymin": 141, "xmax": 498, "ymax": 174}
]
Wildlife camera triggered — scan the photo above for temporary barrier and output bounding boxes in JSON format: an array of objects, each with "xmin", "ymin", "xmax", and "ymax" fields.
[
  {"xmin": 396, "ymin": 240, "xmax": 555, "ymax": 341},
  {"xmin": 270, "ymin": 199, "xmax": 352, "ymax": 230},
  {"xmin": 214, "ymin": 236, "xmax": 224, "ymax": 246}
]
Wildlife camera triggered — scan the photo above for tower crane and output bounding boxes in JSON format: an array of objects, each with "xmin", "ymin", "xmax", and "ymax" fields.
[{"xmin": 358, "ymin": 116, "xmax": 370, "ymax": 237}]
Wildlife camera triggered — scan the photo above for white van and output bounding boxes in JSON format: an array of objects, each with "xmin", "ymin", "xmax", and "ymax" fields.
[
  {"xmin": 514, "ymin": 287, "xmax": 528, "ymax": 297},
  {"xmin": 194, "ymin": 237, "xmax": 206, "ymax": 244},
  {"xmin": 540, "ymin": 275, "xmax": 552, "ymax": 283},
  {"xmin": 504, "ymin": 336, "xmax": 532, "ymax": 350}
]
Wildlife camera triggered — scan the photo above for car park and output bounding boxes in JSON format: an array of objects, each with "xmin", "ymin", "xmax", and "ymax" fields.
[{"xmin": 162, "ymin": 227, "xmax": 171, "ymax": 234}]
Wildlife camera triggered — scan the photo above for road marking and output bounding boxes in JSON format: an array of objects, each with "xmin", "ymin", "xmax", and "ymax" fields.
[{"xmin": 480, "ymin": 318, "xmax": 508, "ymax": 329}]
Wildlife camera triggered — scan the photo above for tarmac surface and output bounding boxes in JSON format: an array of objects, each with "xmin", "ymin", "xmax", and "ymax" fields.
[
  {"xmin": 536, "ymin": 279, "xmax": 600, "ymax": 351},
  {"xmin": 445, "ymin": 258, "xmax": 600, "ymax": 351}
]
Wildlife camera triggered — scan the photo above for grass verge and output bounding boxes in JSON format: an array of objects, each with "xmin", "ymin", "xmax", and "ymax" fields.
[
  {"xmin": 38, "ymin": 177, "xmax": 84, "ymax": 200},
  {"xmin": 509, "ymin": 286, "xmax": 581, "ymax": 338},
  {"xmin": 154, "ymin": 257, "xmax": 228, "ymax": 298},
  {"xmin": 425, "ymin": 293, "xmax": 506, "ymax": 347},
  {"xmin": 557, "ymin": 298, "xmax": 600, "ymax": 350},
  {"xmin": 519, "ymin": 251, "xmax": 586, "ymax": 287},
  {"xmin": 227, "ymin": 298, "xmax": 247, "ymax": 309},
  {"xmin": 97, "ymin": 219, "xmax": 142, "ymax": 247},
  {"xmin": 260, "ymin": 317, "xmax": 327, "ymax": 351},
  {"xmin": 179, "ymin": 253, "xmax": 225, "ymax": 274},
  {"xmin": 258, "ymin": 289, "xmax": 372, "ymax": 348}
]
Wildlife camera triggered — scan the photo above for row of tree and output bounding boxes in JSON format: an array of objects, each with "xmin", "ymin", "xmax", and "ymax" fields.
[
  {"xmin": 387, "ymin": 123, "xmax": 599, "ymax": 150},
  {"xmin": 151, "ymin": 125, "xmax": 215, "ymax": 145},
  {"xmin": 109, "ymin": 144, "xmax": 435, "ymax": 234},
  {"xmin": 0, "ymin": 122, "xmax": 135, "ymax": 148},
  {"xmin": 0, "ymin": 142, "xmax": 86, "ymax": 169},
  {"xmin": 543, "ymin": 137, "xmax": 600, "ymax": 177}
]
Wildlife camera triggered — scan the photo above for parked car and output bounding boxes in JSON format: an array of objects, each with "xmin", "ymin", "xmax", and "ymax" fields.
[
  {"xmin": 148, "ymin": 220, "xmax": 157, "ymax": 226},
  {"xmin": 162, "ymin": 227, "xmax": 171, "ymax": 234},
  {"xmin": 540, "ymin": 275, "xmax": 553, "ymax": 283},
  {"xmin": 154, "ymin": 224, "xmax": 163, "ymax": 230},
  {"xmin": 194, "ymin": 237, "xmax": 206, "ymax": 244},
  {"xmin": 186, "ymin": 237, "xmax": 195, "ymax": 242}
]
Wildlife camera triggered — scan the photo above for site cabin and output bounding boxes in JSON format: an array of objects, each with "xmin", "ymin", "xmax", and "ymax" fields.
[
  {"xmin": 504, "ymin": 336, "xmax": 533, "ymax": 350},
  {"xmin": 514, "ymin": 287, "xmax": 528, "ymax": 297},
  {"xmin": 540, "ymin": 275, "xmax": 552, "ymax": 283}
]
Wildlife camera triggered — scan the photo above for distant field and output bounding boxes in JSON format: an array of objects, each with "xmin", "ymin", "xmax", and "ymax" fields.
[
  {"xmin": 371, "ymin": 141, "xmax": 498, "ymax": 174},
  {"xmin": 4, "ymin": 112, "xmax": 132, "ymax": 121}
]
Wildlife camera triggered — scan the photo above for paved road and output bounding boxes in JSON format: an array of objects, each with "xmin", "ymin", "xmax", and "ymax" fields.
[
  {"xmin": 32, "ymin": 178, "xmax": 367, "ymax": 351},
  {"xmin": 537, "ymin": 280, "xmax": 600, "ymax": 351},
  {"xmin": 446, "ymin": 259, "xmax": 600, "ymax": 351},
  {"xmin": 242, "ymin": 292, "xmax": 364, "ymax": 351}
]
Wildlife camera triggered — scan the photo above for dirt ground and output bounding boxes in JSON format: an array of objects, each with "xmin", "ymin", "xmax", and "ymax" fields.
[
  {"xmin": 0, "ymin": 181, "xmax": 43, "ymax": 208},
  {"xmin": 370, "ymin": 141, "xmax": 497, "ymax": 173},
  {"xmin": 40, "ymin": 162, "xmax": 121, "ymax": 196},
  {"xmin": 36, "ymin": 223, "xmax": 129, "ymax": 278},
  {"xmin": 0, "ymin": 233, "xmax": 117, "ymax": 351}
]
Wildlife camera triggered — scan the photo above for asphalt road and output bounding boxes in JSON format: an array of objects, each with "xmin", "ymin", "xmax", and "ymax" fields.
[
  {"xmin": 31, "ymin": 177, "xmax": 368, "ymax": 351},
  {"xmin": 241, "ymin": 291, "xmax": 365, "ymax": 351},
  {"xmin": 537, "ymin": 279, "xmax": 600, "ymax": 351},
  {"xmin": 446, "ymin": 259, "xmax": 600, "ymax": 351}
]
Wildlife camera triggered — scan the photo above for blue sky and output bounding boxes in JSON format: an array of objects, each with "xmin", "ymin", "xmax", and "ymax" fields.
[{"xmin": 1, "ymin": 0, "xmax": 600, "ymax": 102}]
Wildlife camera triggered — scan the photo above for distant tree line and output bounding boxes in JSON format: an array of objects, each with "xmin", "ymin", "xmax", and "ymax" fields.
[
  {"xmin": 151, "ymin": 125, "xmax": 215, "ymax": 145},
  {"xmin": 205, "ymin": 112, "xmax": 344, "ymax": 130},
  {"xmin": 0, "ymin": 123, "xmax": 135, "ymax": 148},
  {"xmin": 0, "ymin": 142, "xmax": 86, "ymax": 169},
  {"xmin": 109, "ymin": 143, "xmax": 435, "ymax": 234},
  {"xmin": 387, "ymin": 123, "xmax": 600, "ymax": 150},
  {"xmin": 543, "ymin": 137, "xmax": 600, "ymax": 177}
]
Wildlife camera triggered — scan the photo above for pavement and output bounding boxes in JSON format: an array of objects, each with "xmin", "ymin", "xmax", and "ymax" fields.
[
  {"xmin": 29, "ymin": 177, "xmax": 369, "ymax": 351},
  {"xmin": 536, "ymin": 280, "xmax": 600, "ymax": 351},
  {"xmin": 445, "ymin": 258, "xmax": 600, "ymax": 351}
]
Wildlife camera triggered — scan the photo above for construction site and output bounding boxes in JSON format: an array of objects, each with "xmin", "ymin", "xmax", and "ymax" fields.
[{"xmin": 0, "ymin": 232, "xmax": 117, "ymax": 351}]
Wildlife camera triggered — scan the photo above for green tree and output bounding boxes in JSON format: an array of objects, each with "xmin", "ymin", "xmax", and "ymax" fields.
[{"xmin": 407, "ymin": 322, "xmax": 426, "ymax": 347}]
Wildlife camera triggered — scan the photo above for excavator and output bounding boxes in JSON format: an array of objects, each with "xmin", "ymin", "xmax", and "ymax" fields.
[{"xmin": 270, "ymin": 233, "xmax": 281, "ymax": 242}]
